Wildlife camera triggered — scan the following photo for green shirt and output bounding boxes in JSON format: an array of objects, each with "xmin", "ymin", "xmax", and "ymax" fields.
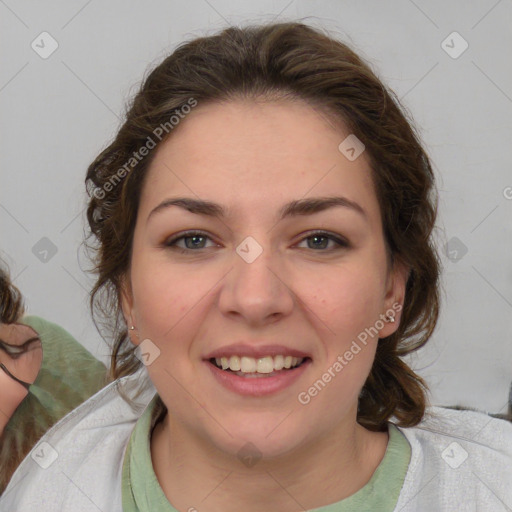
[
  {"xmin": 2, "ymin": 315, "xmax": 109, "ymax": 458},
  {"xmin": 16, "ymin": 315, "xmax": 109, "ymax": 412},
  {"xmin": 122, "ymin": 395, "xmax": 412, "ymax": 511}
]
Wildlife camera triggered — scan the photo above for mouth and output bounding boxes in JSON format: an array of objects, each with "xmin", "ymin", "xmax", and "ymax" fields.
[
  {"xmin": 204, "ymin": 354, "xmax": 312, "ymax": 396},
  {"xmin": 208, "ymin": 355, "xmax": 310, "ymax": 378}
]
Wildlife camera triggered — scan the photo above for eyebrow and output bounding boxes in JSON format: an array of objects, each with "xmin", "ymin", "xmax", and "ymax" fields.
[{"xmin": 147, "ymin": 196, "xmax": 367, "ymax": 223}]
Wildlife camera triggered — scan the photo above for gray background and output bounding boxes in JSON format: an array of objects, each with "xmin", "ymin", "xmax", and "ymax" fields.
[{"xmin": 1, "ymin": 0, "xmax": 511, "ymax": 414}]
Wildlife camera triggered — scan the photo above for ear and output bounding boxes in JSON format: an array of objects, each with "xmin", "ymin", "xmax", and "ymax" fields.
[
  {"xmin": 120, "ymin": 273, "xmax": 139, "ymax": 346},
  {"xmin": 378, "ymin": 257, "xmax": 410, "ymax": 339}
]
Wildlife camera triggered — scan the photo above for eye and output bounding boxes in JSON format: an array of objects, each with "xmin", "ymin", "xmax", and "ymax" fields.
[
  {"xmin": 295, "ymin": 230, "xmax": 349, "ymax": 251},
  {"xmin": 163, "ymin": 229, "xmax": 349, "ymax": 254},
  {"xmin": 163, "ymin": 231, "xmax": 217, "ymax": 252},
  {"xmin": 0, "ymin": 336, "xmax": 41, "ymax": 359}
]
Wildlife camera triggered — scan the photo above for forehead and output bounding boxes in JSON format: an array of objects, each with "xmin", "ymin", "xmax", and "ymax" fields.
[{"xmin": 139, "ymin": 99, "xmax": 380, "ymax": 224}]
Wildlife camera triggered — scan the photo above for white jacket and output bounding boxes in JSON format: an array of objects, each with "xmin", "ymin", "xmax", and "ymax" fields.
[{"xmin": 1, "ymin": 365, "xmax": 511, "ymax": 512}]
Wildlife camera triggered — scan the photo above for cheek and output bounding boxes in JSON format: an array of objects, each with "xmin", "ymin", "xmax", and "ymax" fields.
[
  {"xmin": 129, "ymin": 261, "xmax": 206, "ymax": 388},
  {"xmin": 298, "ymin": 263, "xmax": 383, "ymax": 404},
  {"xmin": 133, "ymin": 276, "xmax": 178, "ymax": 337},
  {"xmin": 130, "ymin": 253, "xmax": 209, "ymax": 340},
  {"xmin": 302, "ymin": 262, "xmax": 384, "ymax": 342}
]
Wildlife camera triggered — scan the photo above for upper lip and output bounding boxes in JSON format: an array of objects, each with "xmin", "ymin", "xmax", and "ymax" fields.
[{"xmin": 204, "ymin": 343, "xmax": 312, "ymax": 360}]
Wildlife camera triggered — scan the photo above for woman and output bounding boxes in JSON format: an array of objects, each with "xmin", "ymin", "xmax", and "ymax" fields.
[
  {"xmin": 1, "ymin": 21, "xmax": 511, "ymax": 511},
  {"xmin": 0, "ymin": 263, "xmax": 109, "ymax": 494}
]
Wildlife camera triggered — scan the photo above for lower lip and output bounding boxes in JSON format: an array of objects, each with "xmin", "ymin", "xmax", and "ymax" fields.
[{"xmin": 205, "ymin": 359, "xmax": 312, "ymax": 397}]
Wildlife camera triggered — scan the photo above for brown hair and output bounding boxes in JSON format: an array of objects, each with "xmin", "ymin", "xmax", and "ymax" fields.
[
  {"xmin": 85, "ymin": 21, "xmax": 441, "ymax": 431},
  {"xmin": 0, "ymin": 265, "xmax": 25, "ymax": 324}
]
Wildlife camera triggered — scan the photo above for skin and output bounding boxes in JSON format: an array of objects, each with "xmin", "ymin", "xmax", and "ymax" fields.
[
  {"xmin": 121, "ymin": 98, "xmax": 409, "ymax": 511},
  {"xmin": 0, "ymin": 323, "xmax": 42, "ymax": 435}
]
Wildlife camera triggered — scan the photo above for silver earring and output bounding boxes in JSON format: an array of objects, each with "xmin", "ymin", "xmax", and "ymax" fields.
[
  {"xmin": 387, "ymin": 315, "xmax": 395, "ymax": 323},
  {"xmin": 129, "ymin": 326, "xmax": 135, "ymax": 330}
]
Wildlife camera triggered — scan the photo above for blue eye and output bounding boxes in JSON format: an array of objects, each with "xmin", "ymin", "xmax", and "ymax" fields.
[
  {"xmin": 163, "ymin": 230, "xmax": 349, "ymax": 253},
  {"xmin": 164, "ymin": 231, "xmax": 215, "ymax": 252},
  {"xmin": 296, "ymin": 231, "xmax": 349, "ymax": 251}
]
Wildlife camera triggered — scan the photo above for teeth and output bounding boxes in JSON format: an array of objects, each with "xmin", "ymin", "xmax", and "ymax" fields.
[
  {"xmin": 274, "ymin": 355, "xmax": 284, "ymax": 370},
  {"xmin": 240, "ymin": 356, "xmax": 257, "ymax": 373},
  {"xmin": 256, "ymin": 356, "xmax": 274, "ymax": 374},
  {"xmin": 229, "ymin": 355, "xmax": 241, "ymax": 371},
  {"xmin": 213, "ymin": 355, "xmax": 304, "ymax": 373}
]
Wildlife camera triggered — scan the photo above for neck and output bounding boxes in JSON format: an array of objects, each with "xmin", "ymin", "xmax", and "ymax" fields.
[{"xmin": 151, "ymin": 411, "xmax": 389, "ymax": 512}]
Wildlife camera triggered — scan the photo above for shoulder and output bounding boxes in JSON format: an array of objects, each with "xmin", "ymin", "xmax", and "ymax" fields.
[
  {"xmin": 0, "ymin": 366, "xmax": 156, "ymax": 512},
  {"xmin": 19, "ymin": 315, "xmax": 101, "ymax": 361},
  {"xmin": 19, "ymin": 315, "xmax": 73, "ymax": 343},
  {"xmin": 19, "ymin": 315, "xmax": 108, "ymax": 405},
  {"xmin": 393, "ymin": 405, "xmax": 512, "ymax": 511},
  {"xmin": 401, "ymin": 405, "xmax": 512, "ymax": 458},
  {"xmin": 20, "ymin": 315, "xmax": 107, "ymax": 383}
]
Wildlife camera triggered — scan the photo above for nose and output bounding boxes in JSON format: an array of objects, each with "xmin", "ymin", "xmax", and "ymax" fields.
[{"xmin": 217, "ymin": 240, "xmax": 294, "ymax": 326}]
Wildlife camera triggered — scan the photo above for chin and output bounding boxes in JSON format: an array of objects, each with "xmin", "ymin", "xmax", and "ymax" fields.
[{"xmin": 205, "ymin": 413, "xmax": 308, "ymax": 462}]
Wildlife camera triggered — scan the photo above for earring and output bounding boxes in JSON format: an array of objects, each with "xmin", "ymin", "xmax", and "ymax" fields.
[{"xmin": 129, "ymin": 325, "xmax": 140, "ymax": 339}]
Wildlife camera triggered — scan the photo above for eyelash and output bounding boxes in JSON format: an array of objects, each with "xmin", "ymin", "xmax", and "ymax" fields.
[{"xmin": 163, "ymin": 230, "xmax": 349, "ymax": 254}]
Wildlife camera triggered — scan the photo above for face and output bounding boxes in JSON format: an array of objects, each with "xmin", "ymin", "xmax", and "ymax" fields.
[
  {"xmin": 121, "ymin": 98, "xmax": 408, "ymax": 459},
  {"xmin": 0, "ymin": 322, "xmax": 42, "ymax": 385}
]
